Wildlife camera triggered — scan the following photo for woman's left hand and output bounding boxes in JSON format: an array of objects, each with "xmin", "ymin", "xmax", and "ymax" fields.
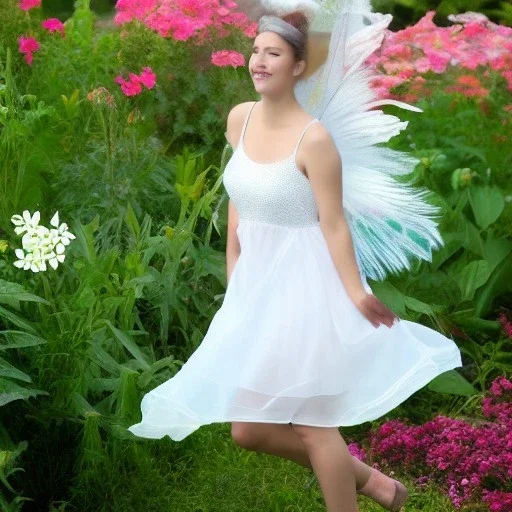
[{"xmin": 352, "ymin": 291, "xmax": 399, "ymax": 328}]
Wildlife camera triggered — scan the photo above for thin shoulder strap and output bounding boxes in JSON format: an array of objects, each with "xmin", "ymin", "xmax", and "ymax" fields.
[
  {"xmin": 239, "ymin": 101, "xmax": 258, "ymax": 146},
  {"xmin": 293, "ymin": 118, "xmax": 319, "ymax": 156}
]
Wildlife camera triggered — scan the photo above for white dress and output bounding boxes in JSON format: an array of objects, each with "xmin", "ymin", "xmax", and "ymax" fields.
[{"xmin": 127, "ymin": 102, "xmax": 463, "ymax": 442}]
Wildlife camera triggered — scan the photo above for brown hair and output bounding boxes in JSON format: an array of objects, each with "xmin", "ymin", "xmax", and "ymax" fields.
[{"xmin": 280, "ymin": 11, "xmax": 310, "ymax": 62}]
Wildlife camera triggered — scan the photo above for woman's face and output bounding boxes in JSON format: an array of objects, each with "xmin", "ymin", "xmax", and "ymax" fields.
[{"xmin": 249, "ymin": 31, "xmax": 306, "ymax": 95}]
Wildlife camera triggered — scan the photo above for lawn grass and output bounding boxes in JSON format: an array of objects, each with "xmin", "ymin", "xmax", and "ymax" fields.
[{"xmin": 89, "ymin": 422, "xmax": 455, "ymax": 512}]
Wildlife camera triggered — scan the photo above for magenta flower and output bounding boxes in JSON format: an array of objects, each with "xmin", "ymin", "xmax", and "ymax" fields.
[
  {"xmin": 42, "ymin": 18, "xmax": 65, "ymax": 36},
  {"xmin": 18, "ymin": 36, "xmax": 40, "ymax": 66},
  {"xmin": 498, "ymin": 312, "xmax": 512, "ymax": 338},
  {"xmin": 115, "ymin": 67, "xmax": 156, "ymax": 96},
  {"xmin": 115, "ymin": 73, "xmax": 143, "ymax": 97},
  {"xmin": 19, "ymin": 0, "xmax": 41, "ymax": 11},
  {"xmin": 138, "ymin": 67, "xmax": 156, "ymax": 89},
  {"xmin": 211, "ymin": 50, "xmax": 245, "ymax": 68},
  {"xmin": 347, "ymin": 441, "xmax": 367, "ymax": 462},
  {"xmin": 367, "ymin": 376, "xmax": 512, "ymax": 510}
]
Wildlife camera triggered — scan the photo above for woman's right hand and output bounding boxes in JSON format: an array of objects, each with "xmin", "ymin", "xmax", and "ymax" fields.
[{"xmin": 352, "ymin": 291, "xmax": 399, "ymax": 328}]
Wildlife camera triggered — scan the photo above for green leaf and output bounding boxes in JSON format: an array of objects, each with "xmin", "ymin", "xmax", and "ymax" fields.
[
  {"xmin": 457, "ymin": 260, "xmax": 491, "ymax": 301},
  {"xmin": 469, "ymin": 186, "xmax": 505, "ymax": 229},
  {"xmin": 0, "ymin": 378, "xmax": 49, "ymax": 406},
  {"xmin": 0, "ymin": 331, "xmax": 47, "ymax": 350},
  {"xmin": 0, "ymin": 357, "xmax": 33, "ymax": 383},
  {"xmin": 71, "ymin": 391, "xmax": 98, "ymax": 417},
  {"xmin": 403, "ymin": 296, "xmax": 436, "ymax": 316},
  {"xmin": 369, "ymin": 281, "xmax": 406, "ymax": 317},
  {"xmin": 427, "ymin": 370, "xmax": 476, "ymax": 396},
  {"xmin": 86, "ymin": 341, "xmax": 122, "ymax": 376},
  {"xmin": 138, "ymin": 356, "xmax": 177, "ymax": 389},
  {"xmin": 0, "ymin": 305, "xmax": 39, "ymax": 335},
  {"xmin": 0, "ymin": 280, "xmax": 49, "ymax": 309},
  {"xmin": 124, "ymin": 201, "xmax": 141, "ymax": 242},
  {"xmin": 475, "ymin": 253, "xmax": 512, "ymax": 317},
  {"xmin": 105, "ymin": 321, "xmax": 150, "ymax": 370},
  {"xmin": 482, "ymin": 236, "xmax": 512, "ymax": 272}
]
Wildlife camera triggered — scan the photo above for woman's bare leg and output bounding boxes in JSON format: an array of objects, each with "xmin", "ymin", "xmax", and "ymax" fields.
[
  {"xmin": 231, "ymin": 421, "xmax": 372, "ymax": 489},
  {"xmin": 291, "ymin": 424, "xmax": 358, "ymax": 511}
]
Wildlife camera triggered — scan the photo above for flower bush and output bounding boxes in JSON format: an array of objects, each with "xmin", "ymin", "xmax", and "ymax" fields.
[
  {"xmin": 366, "ymin": 11, "xmax": 512, "ymax": 102},
  {"xmin": 355, "ymin": 376, "xmax": 512, "ymax": 511}
]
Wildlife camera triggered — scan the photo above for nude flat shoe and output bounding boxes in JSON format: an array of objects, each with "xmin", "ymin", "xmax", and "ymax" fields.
[
  {"xmin": 357, "ymin": 467, "xmax": 409, "ymax": 512},
  {"xmin": 304, "ymin": 468, "xmax": 408, "ymax": 512}
]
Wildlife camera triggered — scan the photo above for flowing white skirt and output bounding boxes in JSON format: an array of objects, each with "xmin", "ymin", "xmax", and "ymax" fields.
[{"xmin": 128, "ymin": 218, "xmax": 462, "ymax": 441}]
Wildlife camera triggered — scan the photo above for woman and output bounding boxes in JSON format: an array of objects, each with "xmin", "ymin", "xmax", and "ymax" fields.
[
  {"xmin": 223, "ymin": 12, "xmax": 403, "ymax": 512},
  {"xmin": 129, "ymin": 3, "xmax": 462, "ymax": 511}
]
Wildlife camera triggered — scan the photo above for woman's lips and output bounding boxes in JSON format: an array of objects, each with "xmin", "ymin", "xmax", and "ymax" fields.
[{"xmin": 253, "ymin": 72, "xmax": 271, "ymax": 81}]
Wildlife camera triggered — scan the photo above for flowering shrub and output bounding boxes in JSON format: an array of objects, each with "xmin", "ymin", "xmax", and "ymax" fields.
[
  {"xmin": 366, "ymin": 11, "xmax": 512, "ymax": 102},
  {"xmin": 357, "ymin": 376, "xmax": 512, "ymax": 511},
  {"xmin": 114, "ymin": 0, "xmax": 255, "ymax": 41}
]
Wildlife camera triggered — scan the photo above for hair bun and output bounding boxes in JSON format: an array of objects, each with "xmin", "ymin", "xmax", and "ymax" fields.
[
  {"xmin": 281, "ymin": 11, "xmax": 309, "ymax": 32},
  {"xmin": 261, "ymin": 0, "xmax": 320, "ymax": 24}
]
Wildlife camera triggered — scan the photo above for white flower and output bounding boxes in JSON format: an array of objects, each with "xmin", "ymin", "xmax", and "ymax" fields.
[
  {"xmin": 50, "ymin": 211, "xmax": 76, "ymax": 246},
  {"xmin": 11, "ymin": 210, "xmax": 75, "ymax": 272},
  {"xmin": 13, "ymin": 248, "xmax": 31, "ymax": 270},
  {"xmin": 11, "ymin": 210, "xmax": 41, "ymax": 236}
]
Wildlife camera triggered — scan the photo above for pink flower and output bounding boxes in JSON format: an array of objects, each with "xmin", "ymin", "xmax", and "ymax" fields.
[
  {"xmin": 347, "ymin": 442, "xmax": 367, "ymax": 462},
  {"xmin": 115, "ymin": 73, "xmax": 143, "ymax": 97},
  {"xmin": 498, "ymin": 312, "xmax": 512, "ymax": 338},
  {"xmin": 114, "ymin": 0, "xmax": 253, "ymax": 43},
  {"xmin": 366, "ymin": 7, "xmax": 512, "ymax": 102},
  {"xmin": 211, "ymin": 50, "xmax": 245, "ymax": 68},
  {"xmin": 42, "ymin": 18, "xmax": 65, "ymax": 36},
  {"xmin": 138, "ymin": 67, "xmax": 156, "ymax": 89},
  {"xmin": 425, "ymin": 49, "xmax": 451, "ymax": 73},
  {"xmin": 115, "ymin": 67, "xmax": 157, "ymax": 96},
  {"xmin": 18, "ymin": 36, "xmax": 40, "ymax": 66},
  {"xmin": 19, "ymin": 0, "xmax": 41, "ymax": 11}
]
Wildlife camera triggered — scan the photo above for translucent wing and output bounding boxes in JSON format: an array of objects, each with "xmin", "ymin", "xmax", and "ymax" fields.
[{"xmin": 294, "ymin": 0, "xmax": 444, "ymax": 281}]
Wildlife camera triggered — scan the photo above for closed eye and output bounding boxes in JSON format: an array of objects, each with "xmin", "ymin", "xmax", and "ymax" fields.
[{"xmin": 252, "ymin": 51, "xmax": 280, "ymax": 56}]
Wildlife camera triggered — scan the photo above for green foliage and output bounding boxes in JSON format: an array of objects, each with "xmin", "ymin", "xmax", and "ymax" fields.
[
  {"xmin": 370, "ymin": 77, "xmax": 512, "ymax": 392},
  {"xmin": 371, "ymin": 0, "xmax": 512, "ymax": 28}
]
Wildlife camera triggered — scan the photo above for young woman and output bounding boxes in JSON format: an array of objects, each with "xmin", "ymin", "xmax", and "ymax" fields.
[{"xmin": 129, "ymin": 3, "xmax": 462, "ymax": 511}]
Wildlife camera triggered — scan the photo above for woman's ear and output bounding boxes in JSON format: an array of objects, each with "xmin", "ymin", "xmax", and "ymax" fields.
[{"xmin": 293, "ymin": 59, "xmax": 307, "ymax": 78}]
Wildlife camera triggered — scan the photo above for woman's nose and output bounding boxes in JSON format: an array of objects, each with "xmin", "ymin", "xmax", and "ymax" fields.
[{"xmin": 254, "ymin": 53, "xmax": 267, "ymax": 67}]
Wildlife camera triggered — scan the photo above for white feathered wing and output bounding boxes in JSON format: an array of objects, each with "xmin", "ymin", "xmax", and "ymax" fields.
[{"xmin": 294, "ymin": 0, "xmax": 444, "ymax": 281}]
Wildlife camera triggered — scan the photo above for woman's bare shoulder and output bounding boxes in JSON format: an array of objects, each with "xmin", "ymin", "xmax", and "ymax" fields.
[
  {"xmin": 225, "ymin": 101, "xmax": 256, "ymax": 147},
  {"xmin": 303, "ymin": 120, "xmax": 336, "ymax": 152}
]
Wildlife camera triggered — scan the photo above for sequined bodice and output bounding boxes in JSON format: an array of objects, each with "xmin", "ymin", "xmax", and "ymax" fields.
[{"xmin": 223, "ymin": 102, "xmax": 320, "ymax": 228}]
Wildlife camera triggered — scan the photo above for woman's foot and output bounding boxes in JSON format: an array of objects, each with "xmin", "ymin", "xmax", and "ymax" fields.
[{"xmin": 356, "ymin": 467, "xmax": 408, "ymax": 511}]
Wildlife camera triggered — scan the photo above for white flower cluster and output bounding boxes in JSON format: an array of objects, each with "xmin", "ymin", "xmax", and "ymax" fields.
[{"xmin": 10, "ymin": 210, "xmax": 76, "ymax": 272}]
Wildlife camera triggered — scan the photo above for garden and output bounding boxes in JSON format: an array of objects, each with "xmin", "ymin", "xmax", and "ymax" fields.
[{"xmin": 0, "ymin": 0, "xmax": 511, "ymax": 510}]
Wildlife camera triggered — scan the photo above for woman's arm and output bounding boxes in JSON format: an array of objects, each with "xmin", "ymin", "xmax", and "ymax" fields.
[
  {"xmin": 302, "ymin": 125, "xmax": 397, "ymax": 328},
  {"xmin": 226, "ymin": 199, "xmax": 241, "ymax": 284},
  {"xmin": 224, "ymin": 102, "xmax": 253, "ymax": 284}
]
